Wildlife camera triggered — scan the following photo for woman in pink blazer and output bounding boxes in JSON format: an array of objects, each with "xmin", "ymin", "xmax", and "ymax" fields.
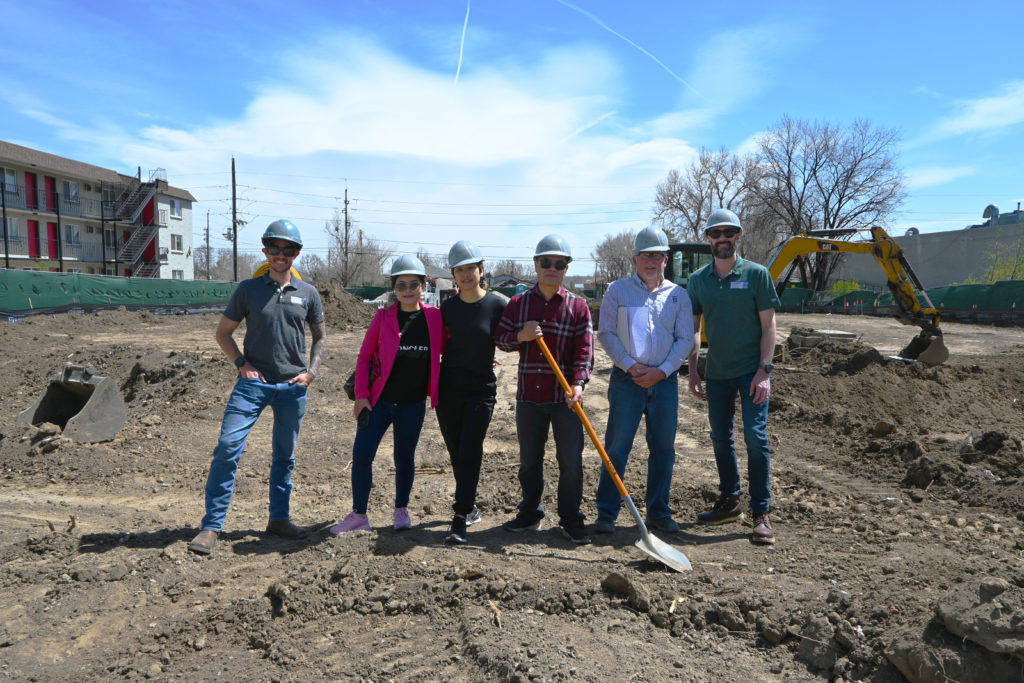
[{"xmin": 330, "ymin": 255, "xmax": 444, "ymax": 534}]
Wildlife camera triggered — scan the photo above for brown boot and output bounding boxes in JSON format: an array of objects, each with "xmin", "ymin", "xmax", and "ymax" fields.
[
  {"xmin": 188, "ymin": 529, "xmax": 218, "ymax": 555},
  {"xmin": 266, "ymin": 520, "xmax": 309, "ymax": 539},
  {"xmin": 751, "ymin": 513, "xmax": 775, "ymax": 545},
  {"xmin": 696, "ymin": 494, "xmax": 743, "ymax": 525}
]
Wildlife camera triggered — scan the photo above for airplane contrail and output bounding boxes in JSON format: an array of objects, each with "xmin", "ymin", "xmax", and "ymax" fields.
[
  {"xmin": 455, "ymin": 0, "xmax": 471, "ymax": 84},
  {"xmin": 553, "ymin": 0, "xmax": 702, "ymax": 98}
]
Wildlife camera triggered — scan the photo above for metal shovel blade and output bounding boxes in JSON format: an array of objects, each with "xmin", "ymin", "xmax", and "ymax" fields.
[
  {"xmin": 635, "ymin": 534, "xmax": 693, "ymax": 573},
  {"xmin": 623, "ymin": 496, "xmax": 693, "ymax": 573}
]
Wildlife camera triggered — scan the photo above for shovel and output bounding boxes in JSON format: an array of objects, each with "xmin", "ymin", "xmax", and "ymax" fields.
[{"xmin": 534, "ymin": 337, "xmax": 692, "ymax": 572}]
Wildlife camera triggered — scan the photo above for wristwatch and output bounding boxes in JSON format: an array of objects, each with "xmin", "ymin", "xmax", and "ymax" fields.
[
  {"xmin": 760, "ymin": 363, "xmax": 774, "ymax": 374},
  {"xmin": 234, "ymin": 356, "xmax": 247, "ymax": 369},
  {"xmin": 573, "ymin": 380, "xmax": 586, "ymax": 387}
]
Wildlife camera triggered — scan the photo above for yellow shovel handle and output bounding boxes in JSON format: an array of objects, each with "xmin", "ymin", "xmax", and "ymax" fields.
[{"xmin": 534, "ymin": 336, "xmax": 630, "ymax": 500}]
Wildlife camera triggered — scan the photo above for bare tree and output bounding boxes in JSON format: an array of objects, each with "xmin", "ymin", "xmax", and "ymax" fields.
[
  {"xmin": 489, "ymin": 259, "xmax": 532, "ymax": 281},
  {"xmin": 416, "ymin": 247, "xmax": 444, "ymax": 270},
  {"xmin": 322, "ymin": 210, "xmax": 394, "ymax": 286},
  {"xmin": 751, "ymin": 116, "xmax": 905, "ymax": 290},
  {"xmin": 298, "ymin": 253, "xmax": 330, "ymax": 283},
  {"xmin": 653, "ymin": 147, "xmax": 760, "ymax": 242},
  {"xmin": 592, "ymin": 230, "xmax": 635, "ymax": 283}
]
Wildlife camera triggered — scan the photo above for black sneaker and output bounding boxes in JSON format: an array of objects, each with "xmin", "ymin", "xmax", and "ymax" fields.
[
  {"xmin": 502, "ymin": 514, "xmax": 541, "ymax": 532},
  {"xmin": 560, "ymin": 525, "xmax": 592, "ymax": 545},
  {"xmin": 696, "ymin": 494, "xmax": 743, "ymax": 525},
  {"xmin": 445, "ymin": 515, "xmax": 468, "ymax": 545}
]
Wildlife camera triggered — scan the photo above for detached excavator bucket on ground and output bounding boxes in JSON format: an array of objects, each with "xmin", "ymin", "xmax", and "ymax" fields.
[{"xmin": 18, "ymin": 364, "xmax": 127, "ymax": 443}]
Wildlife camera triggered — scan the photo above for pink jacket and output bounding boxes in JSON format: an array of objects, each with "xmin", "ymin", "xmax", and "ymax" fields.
[{"xmin": 355, "ymin": 303, "xmax": 444, "ymax": 408}]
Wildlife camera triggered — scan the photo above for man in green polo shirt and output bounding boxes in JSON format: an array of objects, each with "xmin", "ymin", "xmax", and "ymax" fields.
[{"xmin": 686, "ymin": 208, "xmax": 781, "ymax": 545}]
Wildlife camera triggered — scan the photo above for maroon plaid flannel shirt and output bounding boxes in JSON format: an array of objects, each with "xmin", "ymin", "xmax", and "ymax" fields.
[{"xmin": 494, "ymin": 285, "xmax": 594, "ymax": 403}]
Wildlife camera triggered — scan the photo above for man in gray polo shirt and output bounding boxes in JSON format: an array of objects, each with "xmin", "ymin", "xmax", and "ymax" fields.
[
  {"xmin": 687, "ymin": 208, "xmax": 781, "ymax": 545},
  {"xmin": 189, "ymin": 219, "xmax": 326, "ymax": 555}
]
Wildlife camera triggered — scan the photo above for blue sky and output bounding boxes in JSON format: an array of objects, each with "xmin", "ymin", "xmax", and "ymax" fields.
[{"xmin": 2, "ymin": 0, "xmax": 1022, "ymax": 272}]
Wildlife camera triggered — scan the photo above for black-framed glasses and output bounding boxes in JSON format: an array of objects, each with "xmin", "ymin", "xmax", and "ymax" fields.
[
  {"xmin": 266, "ymin": 245, "xmax": 299, "ymax": 257},
  {"xmin": 537, "ymin": 258, "xmax": 569, "ymax": 271},
  {"xmin": 395, "ymin": 280, "xmax": 423, "ymax": 292},
  {"xmin": 707, "ymin": 227, "xmax": 740, "ymax": 239}
]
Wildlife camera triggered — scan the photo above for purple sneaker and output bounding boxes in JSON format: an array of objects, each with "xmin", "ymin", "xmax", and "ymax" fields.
[
  {"xmin": 393, "ymin": 507, "xmax": 412, "ymax": 530},
  {"xmin": 330, "ymin": 511, "xmax": 370, "ymax": 535}
]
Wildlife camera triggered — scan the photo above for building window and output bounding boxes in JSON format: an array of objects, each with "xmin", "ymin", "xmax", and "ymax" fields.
[
  {"xmin": 172, "ymin": 269, "xmax": 184, "ymax": 280},
  {"xmin": 63, "ymin": 181, "xmax": 80, "ymax": 203},
  {"xmin": 169, "ymin": 199, "xmax": 182, "ymax": 218},
  {"xmin": 2, "ymin": 167, "xmax": 16, "ymax": 193},
  {"xmin": 65, "ymin": 224, "xmax": 81, "ymax": 245},
  {"xmin": 104, "ymin": 229, "xmax": 116, "ymax": 248},
  {"xmin": 105, "ymin": 268, "xmax": 116, "ymax": 276},
  {"xmin": 2, "ymin": 216, "xmax": 18, "ymax": 242},
  {"xmin": 171, "ymin": 233, "xmax": 183, "ymax": 252}
]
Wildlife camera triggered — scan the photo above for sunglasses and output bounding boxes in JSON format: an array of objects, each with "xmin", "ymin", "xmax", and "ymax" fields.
[
  {"xmin": 265, "ymin": 245, "xmax": 299, "ymax": 257},
  {"xmin": 707, "ymin": 227, "xmax": 740, "ymax": 239},
  {"xmin": 394, "ymin": 280, "xmax": 423, "ymax": 292},
  {"xmin": 537, "ymin": 258, "xmax": 569, "ymax": 271}
]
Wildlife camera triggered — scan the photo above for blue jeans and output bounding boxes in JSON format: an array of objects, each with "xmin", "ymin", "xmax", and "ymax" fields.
[
  {"xmin": 705, "ymin": 372, "xmax": 771, "ymax": 514},
  {"xmin": 201, "ymin": 378, "xmax": 308, "ymax": 531},
  {"xmin": 515, "ymin": 400, "xmax": 585, "ymax": 528},
  {"xmin": 351, "ymin": 400, "xmax": 426, "ymax": 514},
  {"xmin": 596, "ymin": 368, "xmax": 678, "ymax": 522}
]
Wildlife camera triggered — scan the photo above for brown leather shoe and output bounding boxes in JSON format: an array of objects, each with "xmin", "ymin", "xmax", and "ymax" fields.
[
  {"xmin": 266, "ymin": 520, "xmax": 309, "ymax": 539},
  {"xmin": 188, "ymin": 529, "xmax": 218, "ymax": 555},
  {"xmin": 696, "ymin": 494, "xmax": 743, "ymax": 525},
  {"xmin": 751, "ymin": 513, "xmax": 775, "ymax": 545}
]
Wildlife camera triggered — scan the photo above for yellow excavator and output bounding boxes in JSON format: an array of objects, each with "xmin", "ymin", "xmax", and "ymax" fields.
[
  {"xmin": 767, "ymin": 226, "xmax": 948, "ymax": 365},
  {"xmin": 665, "ymin": 226, "xmax": 949, "ymax": 365}
]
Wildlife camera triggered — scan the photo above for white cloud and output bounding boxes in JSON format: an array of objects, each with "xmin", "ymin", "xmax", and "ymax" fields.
[
  {"xmin": 905, "ymin": 165, "xmax": 975, "ymax": 189},
  {"xmin": 930, "ymin": 80, "xmax": 1024, "ymax": 137}
]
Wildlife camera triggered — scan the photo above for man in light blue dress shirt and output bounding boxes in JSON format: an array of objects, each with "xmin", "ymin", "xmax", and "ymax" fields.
[{"xmin": 594, "ymin": 227, "xmax": 694, "ymax": 534}]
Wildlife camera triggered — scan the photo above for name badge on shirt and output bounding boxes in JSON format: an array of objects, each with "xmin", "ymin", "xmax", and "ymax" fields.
[
  {"xmin": 289, "ymin": 295, "xmax": 305, "ymax": 305},
  {"xmin": 730, "ymin": 282, "xmax": 749, "ymax": 290}
]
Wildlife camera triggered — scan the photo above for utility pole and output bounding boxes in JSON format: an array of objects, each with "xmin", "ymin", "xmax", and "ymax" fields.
[
  {"xmin": 205, "ymin": 210, "xmax": 210, "ymax": 280},
  {"xmin": 343, "ymin": 184, "xmax": 350, "ymax": 286},
  {"xmin": 231, "ymin": 157, "xmax": 237, "ymax": 282}
]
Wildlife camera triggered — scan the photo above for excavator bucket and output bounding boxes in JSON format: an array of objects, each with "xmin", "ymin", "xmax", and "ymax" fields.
[
  {"xmin": 899, "ymin": 331, "xmax": 949, "ymax": 366},
  {"xmin": 18, "ymin": 364, "xmax": 127, "ymax": 443}
]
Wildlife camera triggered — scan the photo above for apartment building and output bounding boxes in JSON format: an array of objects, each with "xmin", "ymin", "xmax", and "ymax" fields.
[{"xmin": 0, "ymin": 140, "xmax": 195, "ymax": 279}]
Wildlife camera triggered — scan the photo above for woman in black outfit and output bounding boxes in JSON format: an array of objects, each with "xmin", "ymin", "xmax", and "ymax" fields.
[{"xmin": 437, "ymin": 240, "xmax": 508, "ymax": 544}]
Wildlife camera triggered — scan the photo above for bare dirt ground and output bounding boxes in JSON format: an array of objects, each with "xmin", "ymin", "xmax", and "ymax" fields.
[{"xmin": 1, "ymin": 303, "xmax": 1023, "ymax": 682}]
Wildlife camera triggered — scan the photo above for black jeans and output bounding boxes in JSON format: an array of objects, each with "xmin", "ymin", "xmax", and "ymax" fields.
[
  {"xmin": 436, "ymin": 389, "xmax": 496, "ymax": 517},
  {"xmin": 514, "ymin": 400, "xmax": 585, "ymax": 528}
]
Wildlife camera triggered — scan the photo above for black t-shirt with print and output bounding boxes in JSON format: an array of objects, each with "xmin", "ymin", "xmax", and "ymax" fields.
[{"xmin": 380, "ymin": 310, "xmax": 430, "ymax": 404}]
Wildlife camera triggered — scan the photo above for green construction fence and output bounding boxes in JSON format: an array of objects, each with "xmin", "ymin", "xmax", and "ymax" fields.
[{"xmin": 0, "ymin": 269, "xmax": 236, "ymax": 318}]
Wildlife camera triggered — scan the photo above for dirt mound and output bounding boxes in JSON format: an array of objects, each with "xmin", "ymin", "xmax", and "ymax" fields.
[{"xmin": 316, "ymin": 281, "xmax": 375, "ymax": 329}]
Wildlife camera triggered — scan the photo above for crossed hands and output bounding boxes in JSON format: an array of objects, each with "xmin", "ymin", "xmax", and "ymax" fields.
[{"xmin": 628, "ymin": 363, "xmax": 666, "ymax": 389}]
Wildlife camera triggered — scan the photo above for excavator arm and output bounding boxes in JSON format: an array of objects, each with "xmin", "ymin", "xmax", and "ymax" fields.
[{"xmin": 768, "ymin": 226, "xmax": 948, "ymax": 364}]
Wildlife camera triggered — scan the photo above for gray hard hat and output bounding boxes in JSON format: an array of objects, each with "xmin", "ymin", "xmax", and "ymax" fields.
[
  {"xmin": 534, "ymin": 233, "xmax": 572, "ymax": 259},
  {"xmin": 448, "ymin": 240, "xmax": 484, "ymax": 269},
  {"xmin": 390, "ymin": 254, "xmax": 427, "ymax": 277},
  {"xmin": 262, "ymin": 219, "xmax": 303, "ymax": 247},
  {"xmin": 633, "ymin": 226, "xmax": 669, "ymax": 253},
  {"xmin": 704, "ymin": 208, "xmax": 742, "ymax": 233}
]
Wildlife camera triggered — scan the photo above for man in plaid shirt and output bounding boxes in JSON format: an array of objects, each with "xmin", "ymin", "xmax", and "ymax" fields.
[{"xmin": 495, "ymin": 234, "xmax": 594, "ymax": 544}]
